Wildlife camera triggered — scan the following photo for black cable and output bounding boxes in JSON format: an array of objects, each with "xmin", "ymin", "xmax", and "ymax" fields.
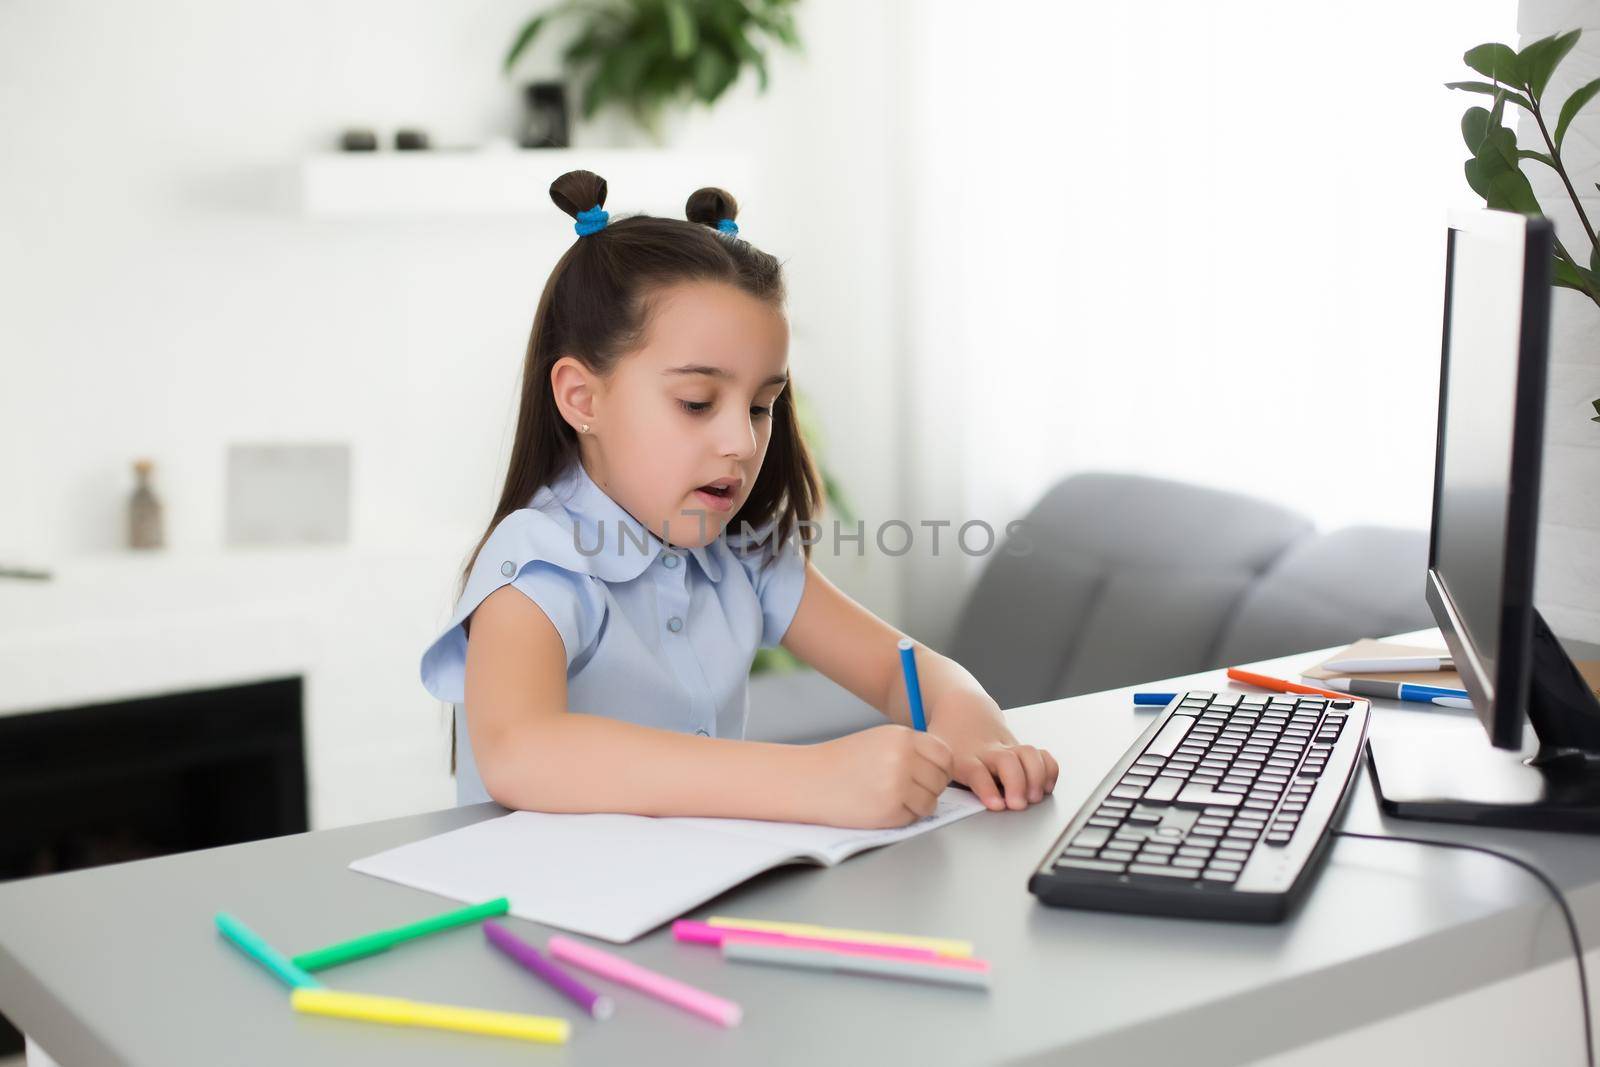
[{"xmin": 1333, "ymin": 828, "xmax": 1593, "ymax": 1067}]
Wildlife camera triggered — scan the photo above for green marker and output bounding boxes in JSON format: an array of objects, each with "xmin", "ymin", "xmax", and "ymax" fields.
[{"xmin": 292, "ymin": 898, "xmax": 510, "ymax": 971}]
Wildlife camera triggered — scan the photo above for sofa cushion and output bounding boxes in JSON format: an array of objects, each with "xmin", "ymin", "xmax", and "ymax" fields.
[
  {"xmin": 950, "ymin": 473, "xmax": 1312, "ymax": 707},
  {"xmin": 1214, "ymin": 525, "xmax": 1431, "ymax": 666}
]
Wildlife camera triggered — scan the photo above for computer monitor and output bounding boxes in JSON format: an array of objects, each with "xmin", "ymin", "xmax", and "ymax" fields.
[
  {"xmin": 1369, "ymin": 208, "xmax": 1600, "ymax": 833},
  {"xmin": 1427, "ymin": 208, "xmax": 1553, "ymax": 750}
]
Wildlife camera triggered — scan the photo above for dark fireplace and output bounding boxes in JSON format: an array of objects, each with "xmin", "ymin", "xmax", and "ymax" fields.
[{"xmin": 0, "ymin": 677, "xmax": 308, "ymax": 1053}]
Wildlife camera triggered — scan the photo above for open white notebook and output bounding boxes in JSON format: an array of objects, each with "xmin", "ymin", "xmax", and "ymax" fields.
[{"xmin": 350, "ymin": 788, "xmax": 987, "ymax": 943}]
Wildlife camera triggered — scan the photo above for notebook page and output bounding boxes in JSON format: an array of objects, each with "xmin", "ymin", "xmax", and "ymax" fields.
[
  {"xmin": 350, "ymin": 810, "xmax": 798, "ymax": 944},
  {"xmin": 664, "ymin": 787, "xmax": 988, "ymax": 864}
]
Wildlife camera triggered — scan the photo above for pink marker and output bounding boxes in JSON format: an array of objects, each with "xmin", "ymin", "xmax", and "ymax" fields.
[
  {"xmin": 547, "ymin": 935, "xmax": 742, "ymax": 1028},
  {"xmin": 672, "ymin": 920, "xmax": 979, "ymax": 968}
]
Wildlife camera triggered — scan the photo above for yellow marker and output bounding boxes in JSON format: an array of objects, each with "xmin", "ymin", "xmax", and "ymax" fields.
[
  {"xmin": 290, "ymin": 989, "xmax": 570, "ymax": 1045},
  {"xmin": 705, "ymin": 917, "xmax": 972, "ymax": 958}
]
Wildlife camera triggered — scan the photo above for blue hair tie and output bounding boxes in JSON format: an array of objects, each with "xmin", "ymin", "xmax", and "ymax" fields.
[
  {"xmin": 574, "ymin": 204, "xmax": 609, "ymax": 237},
  {"xmin": 716, "ymin": 218, "xmax": 739, "ymax": 236}
]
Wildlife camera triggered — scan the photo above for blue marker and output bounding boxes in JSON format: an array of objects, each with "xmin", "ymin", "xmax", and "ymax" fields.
[
  {"xmin": 1320, "ymin": 677, "xmax": 1470, "ymax": 704},
  {"xmin": 897, "ymin": 637, "xmax": 927, "ymax": 731},
  {"xmin": 1133, "ymin": 693, "xmax": 1178, "ymax": 706}
]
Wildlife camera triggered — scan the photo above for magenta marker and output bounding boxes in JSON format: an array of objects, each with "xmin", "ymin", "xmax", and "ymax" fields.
[{"xmin": 484, "ymin": 921, "xmax": 614, "ymax": 1020}]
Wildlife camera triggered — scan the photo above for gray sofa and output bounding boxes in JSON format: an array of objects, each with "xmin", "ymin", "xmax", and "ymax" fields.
[{"xmin": 745, "ymin": 472, "xmax": 1431, "ymax": 745}]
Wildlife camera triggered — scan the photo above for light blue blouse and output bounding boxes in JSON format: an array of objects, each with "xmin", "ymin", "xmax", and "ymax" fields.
[{"xmin": 421, "ymin": 459, "xmax": 809, "ymax": 806}]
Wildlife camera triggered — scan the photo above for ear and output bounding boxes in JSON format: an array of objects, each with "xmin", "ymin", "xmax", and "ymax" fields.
[{"xmin": 550, "ymin": 356, "xmax": 602, "ymax": 432}]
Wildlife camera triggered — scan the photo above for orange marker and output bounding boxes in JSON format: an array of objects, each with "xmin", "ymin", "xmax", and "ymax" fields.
[{"xmin": 1226, "ymin": 668, "xmax": 1349, "ymax": 702}]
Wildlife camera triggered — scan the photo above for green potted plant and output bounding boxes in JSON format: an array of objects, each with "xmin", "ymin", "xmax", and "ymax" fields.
[
  {"xmin": 504, "ymin": 0, "xmax": 802, "ymax": 143},
  {"xmin": 1446, "ymin": 29, "xmax": 1600, "ymax": 420}
]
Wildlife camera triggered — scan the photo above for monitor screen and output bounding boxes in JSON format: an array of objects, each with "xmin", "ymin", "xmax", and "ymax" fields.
[{"xmin": 1427, "ymin": 210, "xmax": 1552, "ymax": 748}]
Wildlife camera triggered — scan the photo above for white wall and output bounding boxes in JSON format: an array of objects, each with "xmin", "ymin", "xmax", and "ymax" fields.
[
  {"xmin": 0, "ymin": 0, "xmax": 903, "ymax": 617},
  {"xmin": 1521, "ymin": 0, "xmax": 1600, "ymax": 645},
  {"xmin": 0, "ymin": 0, "xmax": 905, "ymax": 825},
  {"xmin": 898, "ymin": 0, "xmax": 1530, "ymax": 644}
]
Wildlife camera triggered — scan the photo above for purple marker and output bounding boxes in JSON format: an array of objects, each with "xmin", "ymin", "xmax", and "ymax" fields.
[{"xmin": 484, "ymin": 920, "xmax": 615, "ymax": 1020}]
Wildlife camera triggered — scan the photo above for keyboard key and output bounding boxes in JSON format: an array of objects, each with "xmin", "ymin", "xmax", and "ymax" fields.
[
  {"xmin": 1126, "ymin": 809, "xmax": 1162, "ymax": 825},
  {"xmin": 1147, "ymin": 715, "xmax": 1197, "ymax": 757},
  {"xmin": 1141, "ymin": 841, "xmax": 1177, "ymax": 855},
  {"xmin": 1072, "ymin": 827, "xmax": 1112, "ymax": 848},
  {"xmin": 1197, "ymin": 815, "xmax": 1230, "ymax": 828},
  {"xmin": 1208, "ymin": 858, "xmax": 1243, "ymax": 872},
  {"xmin": 1122, "ymin": 773, "xmax": 1154, "ymax": 787},
  {"xmin": 1177, "ymin": 785, "xmax": 1243, "ymax": 807},
  {"xmin": 1058, "ymin": 857, "xmax": 1128, "ymax": 872},
  {"xmin": 1172, "ymin": 857, "xmax": 1205, "ymax": 869},
  {"xmin": 1177, "ymin": 844, "xmax": 1213, "ymax": 857},
  {"xmin": 1089, "ymin": 816, "xmax": 1121, "ymax": 828},
  {"xmin": 1142, "ymin": 777, "xmax": 1184, "ymax": 803},
  {"xmin": 1203, "ymin": 869, "xmax": 1239, "ymax": 882},
  {"xmin": 1265, "ymin": 834, "xmax": 1292, "ymax": 847},
  {"xmin": 1063, "ymin": 847, "xmax": 1099, "ymax": 858},
  {"xmin": 1111, "ymin": 785, "xmax": 1145, "ymax": 800},
  {"xmin": 1101, "ymin": 848, "xmax": 1136, "ymax": 862},
  {"xmin": 1128, "ymin": 863, "xmax": 1201, "ymax": 880},
  {"xmin": 1134, "ymin": 755, "xmax": 1166, "ymax": 769},
  {"xmin": 1216, "ymin": 848, "xmax": 1249, "ymax": 862},
  {"xmin": 1102, "ymin": 797, "xmax": 1135, "ymax": 809}
]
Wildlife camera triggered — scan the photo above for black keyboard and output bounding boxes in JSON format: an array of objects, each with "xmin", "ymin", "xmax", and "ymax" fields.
[{"xmin": 1029, "ymin": 690, "xmax": 1370, "ymax": 922}]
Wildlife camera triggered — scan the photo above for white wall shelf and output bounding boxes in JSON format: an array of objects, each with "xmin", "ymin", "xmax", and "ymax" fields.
[{"xmin": 300, "ymin": 147, "xmax": 754, "ymax": 218}]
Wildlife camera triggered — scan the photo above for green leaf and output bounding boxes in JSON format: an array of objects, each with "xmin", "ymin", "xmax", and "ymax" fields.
[
  {"xmin": 692, "ymin": 47, "xmax": 737, "ymax": 103},
  {"xmin": 1462, "ymin": 106, "xmax": 1492, "ymax": 153},
  {"xmin": 1463, "ymin": 42, "xmax": 1523, "ymax": 86},
  {"xmin": 1518, "ymin": 148, "xmax": 1559, "ymax": 170},
  {"xmin": 1518, "ymin": 29, "xmax": 1581, "ymax": 101},
  {"xmin": 664, "ymin": 0, "xmax": 697, "ymax": 59},
  {"xmin": 1446, "ymin": 80, "xmax": 1534, "ymax": 111},
  {"xmin": 504, "ymin": 14, "xmax": 549, "ymax": 74},
  {"xmin": 1592, "ymin": 242, "xmax": 1600, "ymax": 275},
  {"xmin": 1591, "ymin": 397, "xmax": 1600, "ymax": 423},
  {"xmin": 1467, "ymin": 122, "xmax": 1543, "ymax": 215},
  {"xmin": 1556, "ymin": 76, "xmax": 1600, "ymax": 150},
  {"xmin": 1553, "ymin": 256, "xmax": 1600, "ymax": 300}
]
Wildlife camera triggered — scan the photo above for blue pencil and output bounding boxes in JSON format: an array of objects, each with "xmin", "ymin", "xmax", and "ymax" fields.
[{"xmin": 897, "ymin": 638, "xmax": 927, "ymax": 731}]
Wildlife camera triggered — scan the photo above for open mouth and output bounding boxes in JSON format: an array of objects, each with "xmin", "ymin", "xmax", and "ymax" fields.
[{"xmin": 692, "ymin": 478, "xmax": 741, "ymax": 513}]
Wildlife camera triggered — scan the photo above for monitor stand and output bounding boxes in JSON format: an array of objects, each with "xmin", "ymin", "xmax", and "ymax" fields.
[{"xmin": 1368, "ymin": 611, "xmax": 1600, "ymax": 834}]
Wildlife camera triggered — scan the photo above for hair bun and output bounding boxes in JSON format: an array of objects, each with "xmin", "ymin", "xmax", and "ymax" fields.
[
  {"xmin": 550, "ymin": 170, "xmax": 608, "ymax": 219},
  {"xmin": 686, "ymin": 186, "xmax": 739, "ymax": 230}
]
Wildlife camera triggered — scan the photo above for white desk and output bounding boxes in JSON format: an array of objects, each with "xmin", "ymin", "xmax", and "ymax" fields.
[{"xmin": 2, "ymin": 630, "xmax": 1597, "ymax": 1065}]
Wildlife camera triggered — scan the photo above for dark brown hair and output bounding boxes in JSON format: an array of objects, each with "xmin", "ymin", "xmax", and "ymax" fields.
[{"xmin": 459, "ymin": 169, "xmax": 820, "ymax": 595}]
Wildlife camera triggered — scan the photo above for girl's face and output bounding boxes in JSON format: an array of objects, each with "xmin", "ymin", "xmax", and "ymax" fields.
[{"xmin": 558, "ymin": 280, "xmax": 790, "ymax": 548}]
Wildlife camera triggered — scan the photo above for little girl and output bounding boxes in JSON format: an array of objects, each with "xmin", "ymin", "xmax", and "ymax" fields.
[{"xmin": 421, "ymin": 169, "xmax": 1058, "ymax": 828}]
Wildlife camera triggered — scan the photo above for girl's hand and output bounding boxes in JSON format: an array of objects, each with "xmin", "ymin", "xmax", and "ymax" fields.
[
  {"xmin": 803, "ymin": 725, "xmax": 955, "ymax": 829},
  {"xmin": 930, "ymin": 700, "xmax": 1059, "ymax": 812}
]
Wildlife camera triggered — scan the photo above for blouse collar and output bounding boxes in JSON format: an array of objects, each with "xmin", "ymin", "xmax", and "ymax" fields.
[{"xmin": 540, "ymin": 461, "xmax": 723, "ymax": 582}]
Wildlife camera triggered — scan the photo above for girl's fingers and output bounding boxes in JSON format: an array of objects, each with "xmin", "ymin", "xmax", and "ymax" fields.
[
  {"xmin": 910, "ymin": 756, "xmax": 951, "ymax": 797},
  {"xmin": 913, "ymin": 731, "xmax": 955, "ymax": 774},
  {"xmin": 985, "ymin": 748, "xmax": 1029, "ymax": 809},
  {"xmin": 1042, "ymin": 748, "xmax": 1060, "ymax": 792},
  {"xmin": 957, "ymin": 755, "xmax": 1005, "ymax": 810},
  {"xmin": 902, "ymin": 777, "xmax": 940, "ymax": 819},
  {"xmin": 1015, "ymin": 745, "xmax": 1048, "ymax": 803}
]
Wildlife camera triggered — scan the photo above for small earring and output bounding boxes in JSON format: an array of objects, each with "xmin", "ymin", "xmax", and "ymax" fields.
[{"xmin": 580, "ymin": 423, "xmax": 590, "ymax": 434}]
